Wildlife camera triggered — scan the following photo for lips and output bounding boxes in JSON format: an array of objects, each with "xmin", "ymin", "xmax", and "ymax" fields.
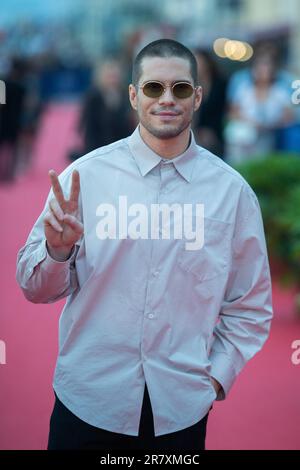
[
  {"xmin": 155, "ymin": 111, "xmax": 179, "ymax": 116},
  {"xmin": 158, "ymin": 112, "xmax": 178, "ymax": 116}
]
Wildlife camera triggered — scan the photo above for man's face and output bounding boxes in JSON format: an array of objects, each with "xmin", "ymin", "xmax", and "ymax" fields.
[{"xmin": 129, "ymin": 56, "xmax": 202, "ymax": 140}]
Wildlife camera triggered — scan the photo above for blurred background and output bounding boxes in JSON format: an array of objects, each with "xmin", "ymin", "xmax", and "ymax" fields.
[{"xmin": 0, "ymin": 0, "xmax": 300, "ymax": 450}]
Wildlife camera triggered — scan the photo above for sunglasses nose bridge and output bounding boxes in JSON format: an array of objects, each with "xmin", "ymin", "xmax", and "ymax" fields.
[{"xmin": 158, "ymin": 84, "xmax": 176, "ymax": 102}]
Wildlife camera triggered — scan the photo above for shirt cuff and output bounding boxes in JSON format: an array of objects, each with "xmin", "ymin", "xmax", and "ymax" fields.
[
  {"xmin": 209, "ymin": 349, "xmax": 237, "ymax": 401},
  {"xmin": 38, "ymin": 240, "xmax": 77, "ymax": 274}
]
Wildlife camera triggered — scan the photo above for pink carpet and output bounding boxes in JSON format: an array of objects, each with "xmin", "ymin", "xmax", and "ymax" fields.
[{"xmin": 0, "ymin": 103, "xmax": 299, "ymax": 450}]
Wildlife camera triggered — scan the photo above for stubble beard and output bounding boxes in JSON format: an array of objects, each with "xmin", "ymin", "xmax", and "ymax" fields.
[{"xmin": 139, "ymin": 111, "xmax": 193, "ymax": 140}]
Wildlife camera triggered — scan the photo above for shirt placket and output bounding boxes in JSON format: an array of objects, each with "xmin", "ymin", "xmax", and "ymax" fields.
[{"xmin": 141, "ymin": 161, "xmax": 178, "ymax": 359}]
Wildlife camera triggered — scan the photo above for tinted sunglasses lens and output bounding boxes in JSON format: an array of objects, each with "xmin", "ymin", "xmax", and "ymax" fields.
[
  {"xmin": 143, "ymin": 82, "xmax": 164, "ymax": 98},
  {"xmin": 173, "ymin": 83, "xmax": 194, "ymax": 98}
]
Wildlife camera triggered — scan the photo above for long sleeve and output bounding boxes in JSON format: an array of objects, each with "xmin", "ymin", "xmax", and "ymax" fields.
[
  {"xmin": 209, "ymin": 185, "xmax": 273, "ymax": 400},
  {"xmin": 16, "ymin": 171, "xmax": 82, "ymax": 304}
]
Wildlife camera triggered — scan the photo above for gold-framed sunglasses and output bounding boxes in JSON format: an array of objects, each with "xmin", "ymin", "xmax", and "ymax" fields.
[{"xmin": 139, "ymin": 80, "xmax": 197, "ymax": 99}]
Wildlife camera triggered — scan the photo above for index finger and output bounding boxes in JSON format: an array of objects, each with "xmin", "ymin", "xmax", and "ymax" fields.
[
  {"xmin": 49, "ymin": 169, "xmax": 66, "ymax": 209},
  {"xmin": 69, "ymin": 170, "xmax": 80, "ymax": 206}
]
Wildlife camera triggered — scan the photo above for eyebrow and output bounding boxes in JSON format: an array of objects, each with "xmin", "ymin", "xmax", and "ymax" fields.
[{"xmin": 141, "ymin": 79, "xmax": 193, "ymax": 85}]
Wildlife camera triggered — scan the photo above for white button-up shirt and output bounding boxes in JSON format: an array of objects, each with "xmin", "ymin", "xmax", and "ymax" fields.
[{"xmin": 16, "ymin": 126, "xmax": 273, "ymax": 436}]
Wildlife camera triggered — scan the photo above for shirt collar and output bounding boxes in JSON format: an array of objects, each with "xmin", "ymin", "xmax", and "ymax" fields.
[{"xmin": 127, "ymin": 125, "xmax": 199, "ymax": 183}]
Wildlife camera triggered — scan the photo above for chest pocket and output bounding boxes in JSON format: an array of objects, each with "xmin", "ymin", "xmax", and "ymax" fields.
[{"xmin": 177, "ymin": 217, "xmax": 231, "ymax": 282}]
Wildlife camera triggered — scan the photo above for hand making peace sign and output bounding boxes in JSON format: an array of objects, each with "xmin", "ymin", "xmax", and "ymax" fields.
[{"xmin": 44, "ymin": 169, "xmax": 84, "ymax": 260}]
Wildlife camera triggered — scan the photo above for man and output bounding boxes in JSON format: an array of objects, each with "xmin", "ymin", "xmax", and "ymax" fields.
[
  {"xmin": 0, "ymin": 58, "xmax": 26, "ymax": 181},
  {"xmin": 79, "ymin": 59, "xmax": 133, "ymax": 154},
  {"xmin": 16, "ymin": 39, "xmax": 273, "ymax": 451}
]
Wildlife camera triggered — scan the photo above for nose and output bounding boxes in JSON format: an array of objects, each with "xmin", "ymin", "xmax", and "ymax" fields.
[{"xmin": 158, "ymin": 86, "xmax": 176, "ymax": 106}]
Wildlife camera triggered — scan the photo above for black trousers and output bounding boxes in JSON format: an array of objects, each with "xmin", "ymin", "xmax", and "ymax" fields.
[{"xmin": 47, "ymin": 384, "xmax": 209, "ymax": 451}]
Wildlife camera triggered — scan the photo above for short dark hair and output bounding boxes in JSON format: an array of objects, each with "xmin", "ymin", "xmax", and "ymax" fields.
[{"xmin": 132, "ymin": 39, "xmax": 198, "ymax": 86}]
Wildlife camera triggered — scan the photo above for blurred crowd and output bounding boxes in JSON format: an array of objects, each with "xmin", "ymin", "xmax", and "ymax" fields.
[
  {"xmin": 223, "ymin": 43, "xmax": 299, "ymax": 164},
  {"xmin": 0, "ymin": 21, "xmax": 299, "ymax": 184}
]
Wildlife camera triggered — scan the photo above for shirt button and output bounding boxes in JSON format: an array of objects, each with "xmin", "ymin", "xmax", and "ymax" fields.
[
  {"xmin": 148, "ymin": 313, "xmax": 154, "ymax": 319},
  {"xmin": 153, "ymin": 270, "xmax": 159, "ymax": 277}
]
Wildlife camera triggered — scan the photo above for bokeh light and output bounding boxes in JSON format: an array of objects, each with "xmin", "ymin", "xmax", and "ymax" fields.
[{"xmin": 213, "ymin": 37, "xmax": 253, "ymax": 61}]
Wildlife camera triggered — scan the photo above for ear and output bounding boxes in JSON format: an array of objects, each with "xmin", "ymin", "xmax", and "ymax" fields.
[
  {"xmin": 194, "ymin": 86, "xmax": 202, "ymax": 112},
  {"xmin": 129, "ymin": 84, "xmax": 138, "ymax": 111}
]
